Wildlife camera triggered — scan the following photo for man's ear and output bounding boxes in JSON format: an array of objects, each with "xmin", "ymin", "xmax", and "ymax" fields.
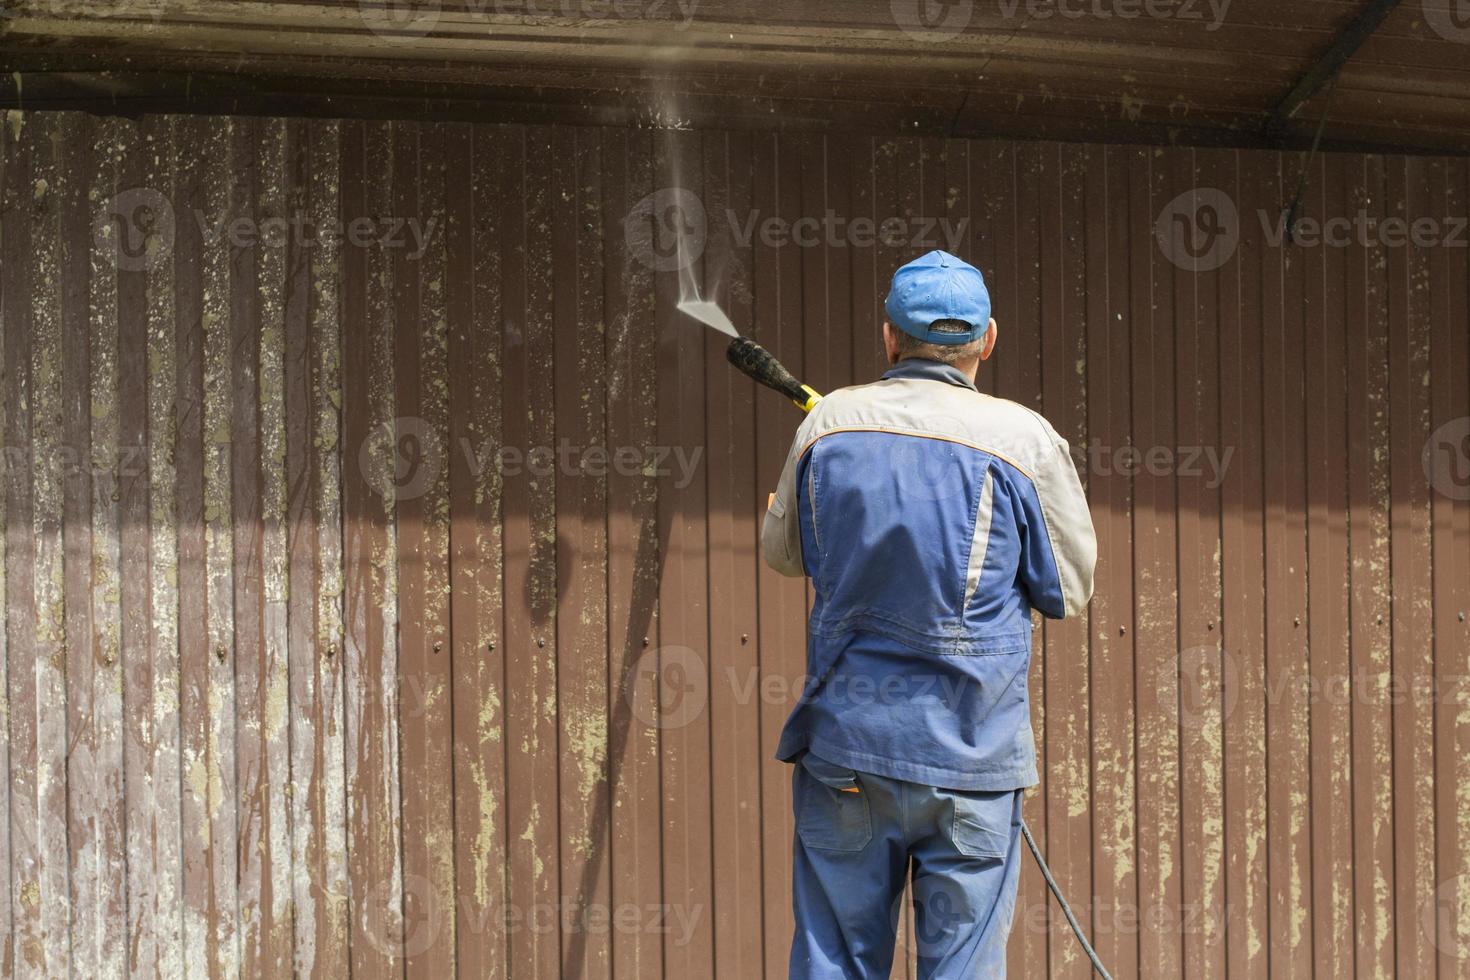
[
  {"xmin": 979, "ymin": 318, "xmax": 999, "ymax": 361},
  {"xmin": 882, "ymin": 321, "xmax": 902, "ymax": 365}
]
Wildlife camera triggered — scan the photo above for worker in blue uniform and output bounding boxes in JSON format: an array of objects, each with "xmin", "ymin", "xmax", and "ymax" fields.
[{"xmin": 762, "ymin": 250, "xmax": 1097, "ymax": 979}]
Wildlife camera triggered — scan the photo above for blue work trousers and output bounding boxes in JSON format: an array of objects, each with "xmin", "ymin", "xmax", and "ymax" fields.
[{"xmin": 790, "ymin": 752, "xmax": 1024, "ymax": 979}]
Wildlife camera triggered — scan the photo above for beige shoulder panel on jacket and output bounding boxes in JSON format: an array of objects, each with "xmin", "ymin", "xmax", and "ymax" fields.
[{"xmin": 760, "ymin": 376, "xmax": 1097, "ymax": 616}]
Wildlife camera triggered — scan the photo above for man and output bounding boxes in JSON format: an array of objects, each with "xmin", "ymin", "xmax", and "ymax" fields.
[{"xmin": 762, "ymin": 250, "xmax": 1096, "ymax": 979}]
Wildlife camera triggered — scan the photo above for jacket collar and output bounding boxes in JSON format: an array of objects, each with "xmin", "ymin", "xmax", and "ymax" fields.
[{"xmin": 881, "ymin": 357, "xmax": 978, "ymax": 392}]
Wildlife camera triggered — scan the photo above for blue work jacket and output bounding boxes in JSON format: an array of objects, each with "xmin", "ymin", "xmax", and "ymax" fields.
[{"xmin": 763, "ymin": 358, "xmax": 1096, "ymax": 790}]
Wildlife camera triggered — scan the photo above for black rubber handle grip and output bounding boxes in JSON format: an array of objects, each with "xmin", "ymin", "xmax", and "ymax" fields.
[{"xmin": 726, "ymin": 336, "xmax": 808, "ymax": 404}]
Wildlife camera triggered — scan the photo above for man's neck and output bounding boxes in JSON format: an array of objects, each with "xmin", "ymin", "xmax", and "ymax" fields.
[{"xmin": 895, "ymin": 355, "xmax": 981, "ymax": 384}]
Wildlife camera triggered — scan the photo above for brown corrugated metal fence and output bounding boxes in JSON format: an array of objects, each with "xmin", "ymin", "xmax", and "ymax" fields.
[{"xmin": 1, "ymin": 110, "xmax": 1468, "ymax": 978}]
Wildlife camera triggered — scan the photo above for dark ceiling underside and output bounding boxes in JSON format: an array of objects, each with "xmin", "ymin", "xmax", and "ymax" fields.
[{"xmin": 2, "ymin": 0, "xmax": 1468, "ymax": 152}]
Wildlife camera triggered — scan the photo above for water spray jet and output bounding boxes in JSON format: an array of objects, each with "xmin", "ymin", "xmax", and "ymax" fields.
[{"xmin": 677, "ymin": 300, "xmax": 824, "ymax": 413}]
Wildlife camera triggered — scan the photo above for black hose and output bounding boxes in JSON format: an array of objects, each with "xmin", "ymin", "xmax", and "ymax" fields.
[{"xmin": 1020, "ymin": 817, "xmax": 1114, "ymax": 980}]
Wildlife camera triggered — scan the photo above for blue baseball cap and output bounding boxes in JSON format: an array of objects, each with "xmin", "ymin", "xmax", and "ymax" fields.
[{"xmin": 884, "ymin": 250, "xmax": 991, "ymax": 345}]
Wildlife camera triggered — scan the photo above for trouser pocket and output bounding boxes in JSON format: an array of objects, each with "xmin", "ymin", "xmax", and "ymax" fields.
[
  {"xmin": 795, "ymin": 753, "xmax": 873, "ymax": 852},
  {"xmin": 947, "ymin": 788, "xmax": 1017, "ymax": 860}
]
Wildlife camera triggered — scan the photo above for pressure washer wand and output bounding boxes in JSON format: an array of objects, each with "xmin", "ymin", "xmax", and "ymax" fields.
[
  {"xmin": 725, "ymin": 332, "xmax": 1113, "ymax": 979},
  {"xmin": 726, "ymin": 337, "xmax": 823, "ymax": 413}
]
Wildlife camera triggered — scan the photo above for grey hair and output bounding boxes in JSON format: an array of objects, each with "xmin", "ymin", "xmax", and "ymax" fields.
[{"xmin": 890, "ymin": 319, "xmax": 986, "ymax": 365}]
